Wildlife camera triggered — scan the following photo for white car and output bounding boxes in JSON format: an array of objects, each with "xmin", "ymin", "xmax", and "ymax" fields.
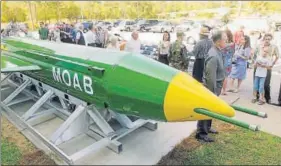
[
  {"xmin": 175, "ymin": 20, "xmax": 194, "ymax": 32},
  {"xmin": 183, "ymin": 22, "xmax": 203, "ymax": 42},
  {"xmin": 116, "ymin": 20, "xmax": 137, "ymax": 32},
  {"xmin": 150, "ymin": 21, "xmax": 175, "ymax": 33}
]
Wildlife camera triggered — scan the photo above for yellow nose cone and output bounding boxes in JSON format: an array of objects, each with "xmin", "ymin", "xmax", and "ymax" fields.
[{"xmin": 164, "ymin": 72, "xmax": 235, "ymax": 122}]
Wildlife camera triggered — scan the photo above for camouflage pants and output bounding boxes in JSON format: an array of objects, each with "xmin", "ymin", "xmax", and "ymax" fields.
[{"xmin": 169, "ymin": 62, "xmax": 185, "ymax": 71}]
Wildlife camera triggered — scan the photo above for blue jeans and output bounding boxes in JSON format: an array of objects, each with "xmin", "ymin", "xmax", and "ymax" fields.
[{"xmin": 254, "ymin": 76, "xmax": 266, "ymax": 94}]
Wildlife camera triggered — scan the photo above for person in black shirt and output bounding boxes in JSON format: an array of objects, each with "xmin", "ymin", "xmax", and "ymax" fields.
[{"xmin": 192, "ymin": 26, "xmax": 213, "ymax": 82}]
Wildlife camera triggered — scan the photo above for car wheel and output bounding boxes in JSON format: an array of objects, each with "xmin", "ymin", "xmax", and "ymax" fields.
[
  {"xmin": 171, "ymin": 27, "xmax": 174, "ymax": 32},
  {"xmin": 161, "ymin": 28, "xmax": 164, "ymax": 33},
  {"xmin": 278, "ymin": 26, "xmax": 281, "ymax": 32},
  {"xmin": 140, "ymin": 27, "xmax": 145, "ymax": 32},
  {"xmin": 126, "ymin": 27, "xmax": 130, "ymax": 32}
]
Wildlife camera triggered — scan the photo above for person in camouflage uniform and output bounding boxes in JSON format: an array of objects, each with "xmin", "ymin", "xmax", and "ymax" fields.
[{"xmin": 168, "ymin": 31, "xmax": 189, "ymax": 71}]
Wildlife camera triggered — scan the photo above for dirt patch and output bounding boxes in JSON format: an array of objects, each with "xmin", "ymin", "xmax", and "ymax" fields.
[
  {"xmin": 212, "ymin": 120, "xmax": 238, "ymax": 132},
  {"xmin": 1, "ymin": 116, "xmax": 57, "ymax": 165},
  {"xmin": 19, "ymin": 150, "xmax": 57, "ymax": 165}
]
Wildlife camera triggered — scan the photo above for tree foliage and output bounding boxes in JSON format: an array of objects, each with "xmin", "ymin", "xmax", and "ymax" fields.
[
  {"xmin": 1, "ymin": 1, "xmax": 281, "ymax": 24},
  {"xmin": 1, "ymin": 1, "xmax": 27, "ymax": 22}
]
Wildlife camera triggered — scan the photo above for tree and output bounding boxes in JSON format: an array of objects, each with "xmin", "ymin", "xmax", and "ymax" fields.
[
  {"xmin": 63, "ymin": 2, "xmax": 80, "ymax": 21},
  {"xmin": 1, "ymin": 1, "xmax": 9, "ymax": 22},
  {"xmin": 1, "ymin": 2, "xmax": 27, "ymax": 22}
]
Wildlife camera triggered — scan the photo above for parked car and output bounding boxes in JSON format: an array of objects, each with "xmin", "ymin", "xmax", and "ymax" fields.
[
  {"xmin": 96, "ymin": 21, "xmax": 113, "ymax": 31},
  {"xmin": 113, "ymin": 20, "xmax": 122, "ymax": 27},
  {"xmin": 206, "ymin": 19, "xmax": 225, "ymax": 29},
  {"xmin": 117, "ymin": 20, "xmax": 137, "ymax": 32},
  {"xmin": 150, "ymin": 21, "xmax": 175, "ymax": 33},
  {"xmin": 140, "ymin": 44, "xmax": 158, "ymax": 60},
  {"xmin": 136, "ymin": 19, "xmax": 159, "ymax": 32},
  {"xmin": 175, "ymin": 20, "xmax": 195, "ymax": 32},
  {"xmin": 182, "ymin": 21, "xmax": 205, "ymax": 42}
]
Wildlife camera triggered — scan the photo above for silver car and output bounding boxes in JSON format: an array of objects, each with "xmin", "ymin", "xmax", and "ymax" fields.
[
  {"xmin": 150, "ymin": 21, "xmax": 175, "ymax": 33},
  {"xmin": 117, "ymin": 20, "xmax": 137, "ymax": 32},
  {"xmin": 175, "ymin": 20, "xmax": 194, "ymax": 32}
]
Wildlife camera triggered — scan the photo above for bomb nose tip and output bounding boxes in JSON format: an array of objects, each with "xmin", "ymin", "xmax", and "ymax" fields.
[{"xmin": 163, "ymin": 72, "xmax": 236, "ymax": 122}]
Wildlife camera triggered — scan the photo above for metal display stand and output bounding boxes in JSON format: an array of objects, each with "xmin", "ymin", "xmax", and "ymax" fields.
[{"xmin": 0, "ymin": 72, "xmax": 157, "ymax": 165}]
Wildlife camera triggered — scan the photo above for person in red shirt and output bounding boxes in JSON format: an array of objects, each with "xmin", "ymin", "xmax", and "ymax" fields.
[{"xmin": 233, "ymin": 25, "xmax": 245, "ymax": 45}]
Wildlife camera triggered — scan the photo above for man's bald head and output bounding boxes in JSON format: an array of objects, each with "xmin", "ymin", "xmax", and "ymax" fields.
[{"xmin": 131, "ymin": 31, "xmax": 139, "ymax": 40}]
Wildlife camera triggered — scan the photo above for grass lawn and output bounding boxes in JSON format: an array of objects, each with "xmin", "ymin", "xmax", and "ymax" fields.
[
  {"xmin": 1, "ymin": 138, "xmax": 22, "ymax": 165},
  {"xmin": 1, "ymin": 117, "xmax": 57, "ymax": 165},
  {"xmin": 158, "ymin": 120, "xmax": 281, "ymax": 165}
]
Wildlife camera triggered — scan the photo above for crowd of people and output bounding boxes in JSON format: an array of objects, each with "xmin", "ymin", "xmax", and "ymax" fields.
[
  {"xmin": 38, "ymin": 22, "xmax": 144, "ymax": 53},
  {"xmin": 157, "ymin": 24, "xmax": 280, "ymax": 143}
]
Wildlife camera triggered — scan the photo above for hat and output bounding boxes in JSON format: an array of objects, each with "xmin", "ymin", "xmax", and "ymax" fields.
[
  {"xmin": 176, "ymin": 31, "xmax": 185, "ymax": 37},
  {"xmin": 200, "ymin": 27, "xmax": 210, "ymax": 36}
]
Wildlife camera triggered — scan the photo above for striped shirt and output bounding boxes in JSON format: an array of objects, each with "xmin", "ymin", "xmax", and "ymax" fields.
[{"xmin": 192, "ymin": 38, "xmax": 213, "ymax": 59}]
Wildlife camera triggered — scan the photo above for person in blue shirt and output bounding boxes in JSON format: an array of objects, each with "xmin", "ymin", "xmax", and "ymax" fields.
[{"xmin": 70, "ymin": 24, "xmax": 77, "ymax": 44}]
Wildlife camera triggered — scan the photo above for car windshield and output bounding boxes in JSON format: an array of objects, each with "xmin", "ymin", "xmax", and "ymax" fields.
[
  {"xmin": 137, "ymin": 20, "xmax": 146, "ymax": 25},
  {"xmin": 97, "ymin": 22, "xmax": 104, "ymax": 26},
  {"xmin": 183, "ymin": 21, "xmax": 193, "ymax": 25},
  {"xmin": 119, "ymin": 21, "xmax": 126, "ymax": 26},
  {"xmin": 192, "ymin": 22, "xmax": 201, "ymax": 28},
  {"xmin": 157, "ymin": 21, "xmax": 165, "ymax": 25}
]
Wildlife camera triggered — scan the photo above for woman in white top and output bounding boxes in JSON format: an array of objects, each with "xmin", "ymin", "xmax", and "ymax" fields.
[
  {"xmin": 107, "ymin": 36, "xmax": 120, "ymax": 51},
  {"xmin": 158, "ymin": 31, "xmax": 171, "ymax": 65}
]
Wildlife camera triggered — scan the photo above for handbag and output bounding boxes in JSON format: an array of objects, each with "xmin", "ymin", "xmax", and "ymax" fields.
[{"xmin": 232, "ymin": 45, "xmax": 242, "ymax": 64}]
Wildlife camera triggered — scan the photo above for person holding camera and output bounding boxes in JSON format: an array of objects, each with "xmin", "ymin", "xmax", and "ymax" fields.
[{"xmin": 228, "ymin": 35, "xmax": 251, "ymax": 93}]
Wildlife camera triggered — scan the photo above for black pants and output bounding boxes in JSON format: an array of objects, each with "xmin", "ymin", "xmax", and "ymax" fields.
[
  {"xmin": 62, "ymin": 37, "xmax": 73, "ymax": 44},
  {"xmin": 88, "ymin": 43, "xmax": 96, "ymax": 47},
  {"xmin": 196, "ymin": 82, "xmax": 223, "ymax": 137},
  {"xmin": 95, "ymin": 43, "xmax": 103, "ymax": 48},
  {"xmin": 193, "ymin": 58, "xmax": 212, "ymax": 137},
  {"xmin": 197, "ymin": 119, "xmax": 212, "ymax": 136},
  {"xmin": 253, "ymin": 68, "xmax": 272, "ymax": 102},
  {"xmin": 158, "ymin": 54, "xmax": 169, "ymax": 65},
  {"xmin": 192, "ymin": 58, "xmax": 205, "ymax": 83}
]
